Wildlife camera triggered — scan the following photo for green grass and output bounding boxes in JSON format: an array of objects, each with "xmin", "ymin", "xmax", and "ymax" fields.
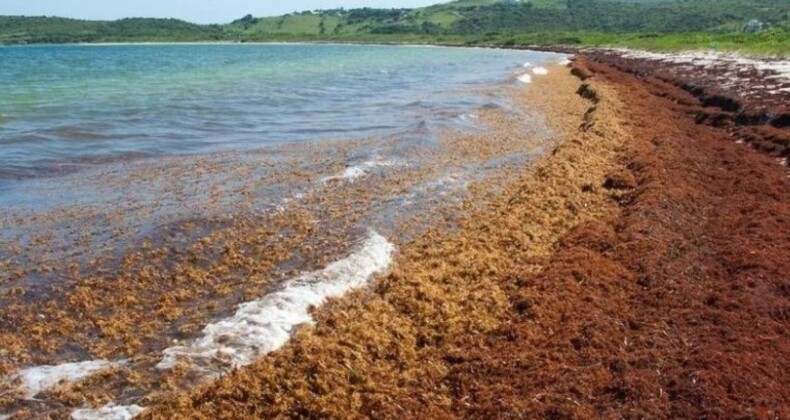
[
  {"xmin": 605, "ymin": 31, "xmax": 790, "ymax": 56},
  {"xmin": 418, "ymin": 11, "xmax": 460, "ymax": 27},
  {"xmin": 503, "ymin": 30, "xmax": 790, "ymax": 56},
  {"xmin": 526, "ymin": 0, "xmax": 567, "ymax": 9},
  {"xmin": 440, "ymin": 0, "xmax": 501, "ymax": 8}
]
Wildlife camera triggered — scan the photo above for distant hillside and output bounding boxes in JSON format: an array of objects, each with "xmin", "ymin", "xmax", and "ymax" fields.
[
  {"xmin": 226, "ymin": 0, "xmax": 788, "ymax": 39},
  {"xmin": 1, "ymin": 0, "xmax": 788, "ymax": 54},
  {"xmin": 0, "ymin": 16, "xmax": 225, "ymax": 44}
]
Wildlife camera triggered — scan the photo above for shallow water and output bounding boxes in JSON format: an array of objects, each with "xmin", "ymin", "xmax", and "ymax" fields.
[
  {"xmin": 0, "ymin": 44, "xmax": 557, "ymax": 271},
  {"xmin": 1, "ymin": 43, "xmax": 544, "ymax": 185}
]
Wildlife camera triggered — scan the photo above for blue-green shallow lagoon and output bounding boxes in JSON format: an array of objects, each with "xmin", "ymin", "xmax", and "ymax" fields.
[{"xmin": 0, "ymin": 44, "xmax": 549, "ymax": 184}]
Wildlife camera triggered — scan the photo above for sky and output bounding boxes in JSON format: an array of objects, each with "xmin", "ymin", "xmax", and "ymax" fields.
[{"xmin": 0, "ymin": 0, "xmax": 444, "ymax": 24}]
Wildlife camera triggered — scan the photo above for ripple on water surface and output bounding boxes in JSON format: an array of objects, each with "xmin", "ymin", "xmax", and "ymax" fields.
[{"xmin": 0, "ymin": 44, "xmax": 555, "ymax": 181}]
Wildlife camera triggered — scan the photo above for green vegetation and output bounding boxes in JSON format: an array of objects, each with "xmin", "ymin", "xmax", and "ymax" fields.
[
  {"xmin": 0, "ymin": 16, "xmax": 224, "ymax": 44},
  {"xmin": 476, "ymin": 29, "xmax": 790, "ymax": 56},
  {"xmin": 1, "ymin": 0, "xmax": 789, "ymax": 56}
]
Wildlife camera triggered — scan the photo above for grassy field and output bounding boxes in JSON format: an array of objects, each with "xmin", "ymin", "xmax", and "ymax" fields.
[
  {"xmin": 596, "ymin": 31, "xmax": 790, "ymax": 56},
  {"xmin": 488, "ymin": 30, "xmax": 790, "ymax": 56}
]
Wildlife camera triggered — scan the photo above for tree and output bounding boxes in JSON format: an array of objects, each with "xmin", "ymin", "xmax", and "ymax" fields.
[{"xmin": 232, "ymin": 14, "xmax": 259, "ymax": 29}]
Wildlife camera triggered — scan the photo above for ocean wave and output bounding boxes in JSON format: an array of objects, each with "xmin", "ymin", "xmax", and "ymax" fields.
[
  {"xmin": 1, "ymin": 233, "xmax": 394, "ymax": 419},
  {"xmin": 415, "ymin": 172, "xmax": 469, "ymax": 198},
  {"xmin": 4, "ymin": 360, "xmax": 122, "ymax": 399},
  {"xmin": 70, "ymin": 404, "xmax": 145, "ymax": 420},
  {"xmin": 458, "ymin": 113, "xmax": 477, "ymax": 123},
  {"xmin": 532, "ymin": 67, "xmax": 548, "ymax": 75},
  {"xmin": 320, "ymin": 158, "xmax": 398, "ymax": 183},
  {"xmin": 157, "ymin": 231, "xmax": 395, "ymax": 370},
  {"xmin": 518, "ymin": 74, "xmax": 533, "ymax": 84}
]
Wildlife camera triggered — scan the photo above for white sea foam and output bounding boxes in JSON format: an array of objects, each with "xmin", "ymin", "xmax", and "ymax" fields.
[
  {"xmin": 426, "ymin": 173, "xmax": 469, "ymax": 197},
  {"xmin": 157, "ymin": 231, "xmax": 395, "ymax": 370},
  {"xmin": 532, "ymin": 66, "xmax": 548, "ymax": 75},
  {"xmin": 320, "ymin": 158, "xmax": 396, "ymax": 183},
  {"xmin": 557, "ymin": 57, "xmax": 572, "ymax": 66},
  {"xmin": 9, "ymin": 360, "xmax": 120, "ymax": 399},
  {"xmin": 518, "ymin": 74, "xmax": 533, "ymax": 84},
  {"xmin": 458, "ymin": 113, "xmax": 478, "ymax": 123},
  {"xmin": 70, "ymin": 404, "xmax": 145, "ymax": 420},
  {"xmin": 522, "ymin": 62, "xmax": 533, "ymax": 68}
]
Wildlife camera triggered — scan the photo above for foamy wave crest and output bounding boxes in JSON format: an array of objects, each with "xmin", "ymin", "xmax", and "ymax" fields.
[
  {"xmin": 518, "ymin": 74, "xmax": 533, "ymax": 84},
  {"xmin": 320, "ymin": 158, "xmax": 397, "ymax": 183},
  {"xmin": 70, "ymin": 404, "xmax": 145, "ymax": 420},
  {"xmin": 458, "ymin": 113, "xmax": 477, "ymax": 123},
  {"xmin": 157, "ymin": 231, "xmax": 395, "ymax": 370},
  {"xmin": 532, "ymin": 66, "xmax": 548, "ymax": 75},
  {"xmin": 7, "ymin": 360, "xmax": 121, "ymax": 399}
]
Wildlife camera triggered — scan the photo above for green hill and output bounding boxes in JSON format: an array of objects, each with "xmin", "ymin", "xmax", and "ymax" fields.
[
  {"xmin": 1, "ymin": 0, "xmax": 788, "ymax": 54},
  {"xmin": 0, "ymin": 16, "xmax": 225, "ymax": 44}
]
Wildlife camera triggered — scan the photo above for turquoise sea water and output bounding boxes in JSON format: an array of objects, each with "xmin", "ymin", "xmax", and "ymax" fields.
[{"xmin": 0, "ymin": 44, "xmax": 547, "ymax": 182}]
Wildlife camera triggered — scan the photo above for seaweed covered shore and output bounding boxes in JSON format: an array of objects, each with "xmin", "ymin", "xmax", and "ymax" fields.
[
  {"xmin": 2, "ymin": 49, "xmax": 788, "ymax": 418},
  {"xmin": 149, "ymin": 55, "xmax": 789, "ymax": 417},
  {"xmin": 140, "ymin": 64, "xmax": 623, "ymax": 418},
  {"xmin": 438, "ymin": 55, "xmax": 790, "ymax": 418},
  {"xmin": 1, "ymin": 54, "xmax": 576, "ymax": 417}
]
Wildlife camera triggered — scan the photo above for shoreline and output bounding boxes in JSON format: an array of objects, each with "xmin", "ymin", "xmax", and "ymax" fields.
[
  {"xmin": 0, "ymin": 54, "xmax": 569, "ymax": 417},
  {"xmin": 147, "ymin": 54, "xmax": 788, "ymax": 417},
  {"xmin": 3, "ymin": 39, "xmax": 787, "ymax": 59},
  {"xmin": 0, "ymin": 41, "xmax": 450, "ymax": 48},
  {"xmin": 435, "ymin": 54, "xmax": 789, "ymax": 418},
  {"xmin": 145, "ymin": 62, "xmax": 617, "ymax": 417},
  {"xmin": 0, "ymin": 46, "xmax": 788, "ymax": 417}
]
